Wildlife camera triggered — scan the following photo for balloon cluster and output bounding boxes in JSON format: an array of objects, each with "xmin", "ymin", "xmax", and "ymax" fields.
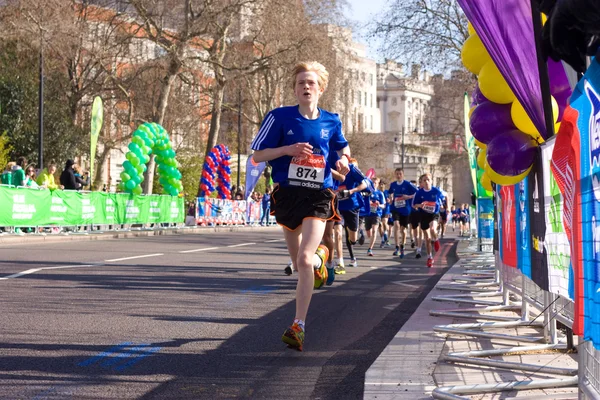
[
  {"xmin": 199, "ymin": 145, "xmax": 232, "ymax": 199},
  {"xmin": 118, "ymin": 122, "xmax": 183, "ymax": 196},
  {"xmin": 461, "ymin": 19, "xmax": 570, "ymax": 187}
]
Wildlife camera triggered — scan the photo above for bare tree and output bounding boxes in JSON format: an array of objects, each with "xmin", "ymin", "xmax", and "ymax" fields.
[{"xmin": 369, "ymin": 0, "xmax": 469, "ymax": 71}]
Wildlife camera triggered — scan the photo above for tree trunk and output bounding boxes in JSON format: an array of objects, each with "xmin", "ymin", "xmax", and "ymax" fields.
[{"xmin": 143, "ymin": 60, "xmax": 179, "ymax": 194}]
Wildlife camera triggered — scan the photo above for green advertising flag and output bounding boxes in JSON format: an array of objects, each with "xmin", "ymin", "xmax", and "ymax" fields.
[
  {"xmin": 464, "ymin": 93, "xmax": 478, "ymax": 197},
  {"xmin": 90, "ymin": 96, "xmax": 104, "ymax": 184}
]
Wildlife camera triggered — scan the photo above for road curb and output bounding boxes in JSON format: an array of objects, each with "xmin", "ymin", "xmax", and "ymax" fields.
[{"xmin": 0, "ymin": 225, "xmax": 280, "ymax": 246}]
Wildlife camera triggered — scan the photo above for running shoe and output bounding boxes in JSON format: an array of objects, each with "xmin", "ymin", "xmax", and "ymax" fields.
[
  {"xmin": 282, "ymin": 322, "xmax": 305, "ymax": 351},
  {"xmin": 400, "ymin": 248, "xmax": 405, "ymax": 259},
  {"xmin": 385, "ymin": 241, "xmax": 391, "ymax": 247},
  {"xmin": 358, "ymin": 231, "xmax": 365, "ymax": 245},
  {"xmin": 349, "ymin": 258, "xmax": 358, "ymax": 267},
  {"xmin": 367, "ymin": 248, "xmax": 374, "ymax": 256},
  {"xmin": 411, "ymin": 240, "xmax": 415, "ymax": 249},
  {"xmin": 416, "ymin": 251, "xmax": 422, "ymax": 259},
  {"xmin": 334, "ymin": 264, "xmax": 346, "ymax": 274},
  {"xmin": 427, "ymin": 256, "xmax": 433, "ymax": 268},
  {"xmin": 393, "ymin": 248, "xmax": 399, "ymax": 256},
  {"xmin": 434, "ymin": 240, "xmax": 440, "ymax": 252},
  {"xmin": 326, "ymin": 267, "xmax": 335, "ymax": 285},
  {"xmin": 313, "ymin": 244, "xmax": 329, "ymax": 289}
]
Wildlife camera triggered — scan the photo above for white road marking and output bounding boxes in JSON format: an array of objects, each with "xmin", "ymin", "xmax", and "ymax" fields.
[
  {"xmin": 105, "ymin": 254, "xmax": 163, "ymax": 262},
  {"xmin": 265, "ymin": 239, "xmax": 285, "ymax": 243},
  {"xmin": 179, "ymin": 247, "xmax": 220, "ymax": 254},
  {"xmin": 0, "ymin": 264, "xmax": 96, "ymax": 280},
  {"xmin": 227, "ymin": 243, "xmax": 256, "ymax": 248}
]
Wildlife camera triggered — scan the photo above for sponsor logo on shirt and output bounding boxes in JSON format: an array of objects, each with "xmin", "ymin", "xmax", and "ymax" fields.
[
  {"xmin": 320, "ymin": 129, "xmax": 329, "ymax": 139},
  {"xmin": 287, "ymin": 130, "xmax": 294, "ymax": 136}
]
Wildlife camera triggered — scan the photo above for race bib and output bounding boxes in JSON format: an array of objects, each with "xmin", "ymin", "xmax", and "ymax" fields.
[
  {"xmin": 394, "ymin": 197, "xmax": 406, "ymax": 208},
  {"xmin": 288, "ymin": 154, "xmax": 325, "ymax": 189},
  {"xmin": 370, "ymin": 203, "xmax": 378, "ymax": 213},
  {"xmin": 422, "ymin": 201, "xmax": 436, "ymax": 214}
]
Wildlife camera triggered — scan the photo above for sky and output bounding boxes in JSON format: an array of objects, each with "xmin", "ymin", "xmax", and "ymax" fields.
[{"xmin": 344, "ymin": 0, "xmax": 389, "ymax": 61}]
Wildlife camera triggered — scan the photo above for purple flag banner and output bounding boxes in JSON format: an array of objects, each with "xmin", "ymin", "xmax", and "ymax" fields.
[
  {"xmin": 457, "ymin": 0, "xmax": 570, "ymax": 140},
  {"xmin": 244, "ymin": 155, "xmax": 266, "ymax": 199}
]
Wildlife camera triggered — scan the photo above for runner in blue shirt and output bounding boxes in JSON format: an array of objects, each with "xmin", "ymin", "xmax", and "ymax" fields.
[
  {"xmin": 365, "ymin": 177, "xmax": 386, "ymax": 256},
  {"xmin": 378, "ymin": 180, "xmax": 392, "ymax": 248},
  {"xmin": 460, "ymin": 203, "xmax": 471, "ymax": 237},
  {"xmin": 412, "ymin": 173, "xmax": 445, "ymax": 267},
  {"xmin": 387, "ymin": 168, "xmax": 417, "ymax": 258},
  {"xmin": 450, "ymin": 205, "xmax": 460, "ymax": 232},
  {"xmin": 335, "ymin": 159, "xmax": 368, "ymax": 272},
  {"xmin": 251, "ymin": 61, "xmax": 351, "ymax": 352}
]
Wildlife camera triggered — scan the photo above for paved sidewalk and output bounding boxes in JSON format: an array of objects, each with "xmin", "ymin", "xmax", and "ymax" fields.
[{"xmin": 365, "ymin": 239, "xmax": 579, "ymax": 400}]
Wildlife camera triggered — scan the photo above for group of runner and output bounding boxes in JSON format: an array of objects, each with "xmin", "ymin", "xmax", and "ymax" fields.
[{"xmin": 250, "ymin": 60, "xmax": 459, "ymax": 352}]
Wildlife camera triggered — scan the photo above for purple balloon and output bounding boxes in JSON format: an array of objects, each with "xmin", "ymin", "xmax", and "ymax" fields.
[
  {"xmin": 487, "ymin": 129, "xmax": 537, "ymax": 176},
  {"xmin": 548, "ymin": 60, "xmax": 572, "ymax": 98},
  {"xmin": 472, "ymin": 83, "xmax": 489, "ymax": 105},
  {"xmin": 470, "ymin": 101, "xmax": 515, "ymax": 144}
]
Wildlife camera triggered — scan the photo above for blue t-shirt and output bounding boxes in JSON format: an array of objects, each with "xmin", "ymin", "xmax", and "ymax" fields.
[
  {"xmin": 338, "ymin": 164, "xmax": 367, "ymax": 211},
  {"xmin": 383, "ymin": 189, "xmax": 391, "ymax": 215},
  {"xmin": 368, "ymin": 190, "xmax": 386, "ymax": 217},
  {"xmin": 460, "ymin": 208, "xmax": 470, "ymax": 220},
  {"xmin": 250, "ymin": 106, "xmax": 348, "ymax": 190},
  {"xmin": 412, "ymin": 187, "xmax": 445, "ymax": 214},
  {"xmin": 451, "ymin": 209, "xmax": 460, "ymax": 219},
  {"xmin": 388, "ymin": 180, "xmax": 418, "ymax": 215},
  {"xmin": 328, "ymin": 151, "xmax": 341, "ymax": 191}
]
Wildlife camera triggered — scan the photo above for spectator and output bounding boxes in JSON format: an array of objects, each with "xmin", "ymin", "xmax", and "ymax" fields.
[
  {"xmin": 235, "ymin": 189, "xmax": 244, "ymax": 200},
  {"xmin": 24, "ymin": 165, "xmax": 40, "ymax": 188},
  {"xmin": 36, "ymin": 161, "xmax": 63, "ymax": 190},
  {"xmin": 73, "ymin": 164, "xmax": 90, "ymax": 190},
  {"xmin": 260, "ymin": 187, "xmax": 271, "ymax": 226},
  {"xmin": 1, "ymin": 161, "xmax": 15, "ymax": 185},
  {"xmin": 60, "ymin": 159, "xmax": 78, "ymax": 190},
  {"xmin": 11, "ymin": 157, "xmax": 27, "ymax": 187}
]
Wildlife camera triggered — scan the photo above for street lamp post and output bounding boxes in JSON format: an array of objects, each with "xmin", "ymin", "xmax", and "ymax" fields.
[
  {"xmin": 401, "ymin": 125, "xmax": 405, "ymax": 170},
  {"xmin": 237, "ymin": 88, "xmax": 242, "ymax": 189},
  {"xmin": 38, "ymin": 33, "xmax": 44, "ymax": 169}
]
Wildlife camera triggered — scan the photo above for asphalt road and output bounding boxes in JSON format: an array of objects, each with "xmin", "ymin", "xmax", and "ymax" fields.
[{"xmin": 0, "ymin": 229, "xmax": 458, "ymax": 399}]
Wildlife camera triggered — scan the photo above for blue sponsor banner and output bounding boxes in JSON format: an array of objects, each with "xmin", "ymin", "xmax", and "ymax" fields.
[
  {"xmin": 244, "ymin": 156, "xmax": 266, "ymax": 199},
  {"xmin": 477, "ymin": 197, "xmax": 494, "ymax": 240},
  {"xmin": 516, "ymin": 177, "xmax": 532, "ymax": 278}
]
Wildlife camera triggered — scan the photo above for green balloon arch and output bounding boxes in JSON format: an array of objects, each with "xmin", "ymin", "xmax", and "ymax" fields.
[{"xmin": 117, "ymin": 122, "xmax": 183, "ymax": 196}]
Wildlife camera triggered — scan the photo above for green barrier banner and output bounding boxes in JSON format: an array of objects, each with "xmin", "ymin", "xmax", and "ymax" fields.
[{"xmin": 0, "ymin": 186, "xmax": 184, "ymax": 226}]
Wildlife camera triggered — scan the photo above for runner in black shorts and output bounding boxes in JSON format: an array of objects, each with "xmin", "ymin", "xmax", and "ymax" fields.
[
  {"xmin": 412, "ymin": 173, "xmax": 445, "ymax": 268},
  {"xmin": 251, "ymin": 61, "xmax": 351, "ymax": 351}
]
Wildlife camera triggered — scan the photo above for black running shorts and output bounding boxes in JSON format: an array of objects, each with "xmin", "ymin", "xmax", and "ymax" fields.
[
  {"xmin": 270, "ymin": 185, "xmax": 340, "ymax": 231},
  {"xmin": 364, "ymin": 215, "xmax": 381, "ymax": 231},
  {"xmin": 391, "ymin": 211, "xmax": 410, "ymax": 227},
  {"xmin": 339, "ymin": 208, "xmax": 360, "ymax": 232},
  {"xmin": 420, "ymin": 212, "xmax": 439, "ymax": 230},
  {"xmin": 409, "ymin": 211, "xmax": 421, "ymax": 229}
]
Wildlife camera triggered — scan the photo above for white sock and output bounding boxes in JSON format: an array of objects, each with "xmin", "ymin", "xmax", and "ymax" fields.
[
  {"xmin": 312, "ymin": 253, "xmax": 321, "ymax": 269},
  {"xmin": 338, "ymin": 257, "xmax": 344, "ymax": 265},
  {"xmin": 293, "ymin": 319, "xmax": 305, "ymax": 331},
  {"xmin": 326, "ymin": 261, "xmax": 333, "ymax": 269}
]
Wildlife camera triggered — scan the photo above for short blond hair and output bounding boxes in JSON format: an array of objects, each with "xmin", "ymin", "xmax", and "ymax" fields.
[{"xmin": 291, "ymin": 61, "xmax": 329, "ymax": 91}]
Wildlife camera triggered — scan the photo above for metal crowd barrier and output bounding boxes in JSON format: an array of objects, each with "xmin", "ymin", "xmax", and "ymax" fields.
[{"xmin": 431, "ymin": 240, "xmax": 579, "ymax": 399}]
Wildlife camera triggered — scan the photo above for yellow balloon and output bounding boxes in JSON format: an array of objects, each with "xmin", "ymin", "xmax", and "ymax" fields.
[
  {"xmin": 480, "ymin": 172, "xmax": 493, "ymax": 191},
  {"xmin": 511, "ymin": 96, "xmax": 558, "ymax": 137},
  {"xmin": 487, "ymin": 164, "xmax": 532, "ymax": 186},
  {"xmin": 555, "ymin": 121, "xmax": 561, "ymax": 133},
  {"xmin": 541, "ymin": 13, "xmax": 548, "ymax": 25},
  {"xmin": 475, "ymin": 138, "xmax": 487, "ymax": 149},
  {"xmin": 461, "ymin": 34, "xmax": 491, "ymax": 75},
  {"xmin": 477, "ymin": 149, "xmax": 487, "ymax": 169},
  {"xmin": 478, "ymin": 61, "xmax": 516, "ymax": 104},
  {"xmin": 467, "ymin": 22, "xmax": 476, "ymax": 36}
]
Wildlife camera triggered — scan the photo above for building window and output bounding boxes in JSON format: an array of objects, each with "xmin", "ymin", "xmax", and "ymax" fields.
[
  {"xmin": 358, "ymin": 91, "xmax": 362, "ymax": 105},
  {"xmin": 370, "ymin": 94, "xmax": 373, "ymax": 108},
  {"xmin": 370, "ymin": 73, "xmax": 374, "ymax": 86},
  {"xmin": 370, "ymin": 115, "xmax": 373, "ymax": 130},
  {"xmin": 408, "ymin": 117, "xmax": 411, "ymax": 131},
  {"xmin": 361, "ymin": 72, "xmax": 366, "ymax": 81},
  {"xmin": 391, "ymin": 97, "xmax": 397, "ymax": 106}
]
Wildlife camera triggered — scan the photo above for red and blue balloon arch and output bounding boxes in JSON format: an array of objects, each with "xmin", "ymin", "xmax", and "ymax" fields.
[{"xmin": 199, "ymin": 144, "xmax": 232, "ymax": 199}]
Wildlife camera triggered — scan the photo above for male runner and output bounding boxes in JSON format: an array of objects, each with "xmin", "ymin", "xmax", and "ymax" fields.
[
  {"xmin": 412, "ymin": 173, "xmax": 445, "ymax": 267},
  {"xmin": 388, "ymin": 168, "xmax": 417, "ymax": 258}
]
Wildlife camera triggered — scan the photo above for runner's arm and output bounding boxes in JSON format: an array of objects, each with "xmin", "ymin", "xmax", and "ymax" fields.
[{"xmin": 331, "ymin": 169, "xmax": 345, "ymax": 182}]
